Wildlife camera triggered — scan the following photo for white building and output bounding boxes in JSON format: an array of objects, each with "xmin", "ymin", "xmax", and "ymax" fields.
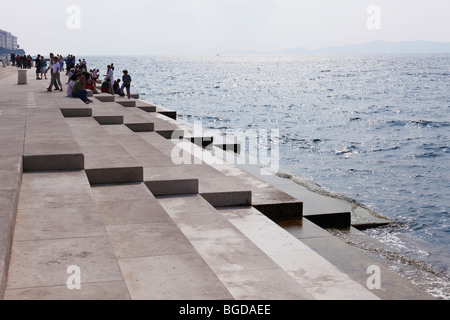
[
  {"xmin": 0, "ymin": 29, "xmax": 18, "ymax": 50},
  {"xmin": 12, "ymin": 35, "xmax": 17, "ymax": 49}
]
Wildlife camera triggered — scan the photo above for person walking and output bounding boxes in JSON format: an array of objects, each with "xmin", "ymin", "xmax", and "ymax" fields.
[
  {"xmin": 47, "ymin": 53, "xmax": 60, "ymax": 90},
  {"xmin": 47, "ymin": 56, "xmax": 63, "ymax": 92}
]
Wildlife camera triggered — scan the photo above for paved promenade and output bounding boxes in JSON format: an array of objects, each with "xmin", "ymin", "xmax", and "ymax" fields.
[{"xmin": 0, "ymin": 67, "xmax": 434, "ymax": 300}]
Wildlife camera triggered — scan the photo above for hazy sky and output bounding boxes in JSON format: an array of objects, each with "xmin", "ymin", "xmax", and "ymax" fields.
[{"xmin": 2, "ymin": 0, "xmax": 450, "ymax": 55}]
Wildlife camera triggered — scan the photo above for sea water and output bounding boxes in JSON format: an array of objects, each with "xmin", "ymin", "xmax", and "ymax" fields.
[{"xmin": 86, "ymin": 54, "xmax": 449, "ymax": 299}]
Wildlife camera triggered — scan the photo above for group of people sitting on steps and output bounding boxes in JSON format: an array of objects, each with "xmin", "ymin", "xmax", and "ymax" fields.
[
  {"xmin": 100, "ymin": 64, "xmax": 133, "ymax": 99},
  {"xmin": 42, "ymin": 54, "xmax": 132, "ymax": 105}
]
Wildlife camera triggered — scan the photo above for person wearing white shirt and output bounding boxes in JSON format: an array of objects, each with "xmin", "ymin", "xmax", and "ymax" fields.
[
  {"xmin": 105, "ymin": 65, "xmax": 114, "ymax": 95},
  {"xmin": 67, "ymin": 68, "xmax": 75, "ymax": 84},
  {"xmin": 67, "ymin": 74, "xmax": 77, "ymax": 97},
  {"xmin": 47, "ymin": 57, "xmax": 63, "ymax": 92}
]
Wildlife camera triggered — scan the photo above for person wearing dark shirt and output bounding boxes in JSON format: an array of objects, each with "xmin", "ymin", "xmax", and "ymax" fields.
[
  {"xmin": 121, "ymin": 70, "xmax": 132, "ymax": 99},
  {"xmin": 35, "ymin": 55, "xmax": 41, "ymax": 80},
  {"xmin": 113, "ymin": 79, "xmax": 125, "ymax": 96}
]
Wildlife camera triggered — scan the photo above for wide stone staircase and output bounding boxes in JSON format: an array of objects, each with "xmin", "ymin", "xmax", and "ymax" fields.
[{"xmin": 0, "ymin": 70, "xmax": 434, "ymax": 300}]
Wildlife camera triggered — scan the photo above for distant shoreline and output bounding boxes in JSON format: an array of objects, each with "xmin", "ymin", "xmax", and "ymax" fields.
[{"xmin": 0, "ymin": 46, "xmax": 25, "ymax": 56}]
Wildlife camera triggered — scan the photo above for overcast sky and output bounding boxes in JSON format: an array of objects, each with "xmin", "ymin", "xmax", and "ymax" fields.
[{"xmin": 2, "ymin": 0, "xmax": 450, "ymax": 55}]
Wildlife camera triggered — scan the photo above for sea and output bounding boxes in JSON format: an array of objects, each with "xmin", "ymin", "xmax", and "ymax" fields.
[{"xmin": 84, "ymin": 54, "xmax": 449, "ymax": 299}]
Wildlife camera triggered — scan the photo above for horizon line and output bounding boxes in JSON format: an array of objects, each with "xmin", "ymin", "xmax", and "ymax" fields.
[{"xmin": 7, "ymin": 39, "xmax": 450, "ymax": 57}]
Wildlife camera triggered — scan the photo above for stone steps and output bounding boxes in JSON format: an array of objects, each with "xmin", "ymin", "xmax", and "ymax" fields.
[
  {"xmin": 65, "ymin": 117, "xmax": 143, "ymax": 185},
  {"xmin": 235, "ymin": 164, "xmax": 389, "ymax": 229},
  {"xmin": 91, "ymin": 183, "xmax": 234, "ymax": 300},
  {"xmin": 91, "ymin": 101, "xmax": 155, "ymax": 131},
  {"xmin": 170, "ymin": 142, "xmax": 306, "ymax": 221},
  {"xmin": 136, "ymin": 101, "xmax": 157, "ymax": 113},
  {"xmin": 0, "ymin": 69, "xmax": 435, "ymax": 301},
  {"xmin": 109, "ymin": 107, "xmax": 306, "ymax": 218},
  {"xmin": 97, "ymin": 95, "xmax": 177, "ymax": 121},
  {"xmin": 217, "ymin": 206, "xmax": 380, "ymax": 300},
  {"xmin": 94, "ymin": 93, "xmax": 115, "ymax": 103},
  {"xmin": 157, "ymin": 194, "xmax": 314, "ymax": 300},
  {"xmin": 23, "ymin": 107, "xmax": 84, "ymax": 172},
  {"xmin": 114, "ymin": 97, "xmax": 136, "ymax": 108},
  {"xmin": 85, "ymin": 80, "xmax": 431, "ymax": 301},
  {"xmin": 92, "ymin": 117, "xmax": 348, "ymax": 299},
  {"xmin": 4, "ymin": 171, "xmax": 130, "ymax": 300}
]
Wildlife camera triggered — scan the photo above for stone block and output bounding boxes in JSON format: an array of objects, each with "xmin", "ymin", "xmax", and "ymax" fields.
[
  {"xmin": 23, "ymin": 108, "xmax": 85, "ymax": 172},
  {"xmin": 158, "ymin": 111, "xmax": 177, "ymax": 120},
  {"xmin": 138, "ymin": 106, "xmax": 157, "ymax": 113},
  {"xmin": 125, "ymin": 123, "xmax": 155, "ymax": 133},
  {"xmin": 95, "ymin": 95, "xmax": 115, "ymax": 103},
  {"xmin": 304, "ymin": 211, "xmax": 351, "ymax": 228},
  {"xmin": 156, "ymin": 129, "xmax": 184, "ymax": 140},
  {"xmin": 116, "ymin": 100, "xmax": 136, "ymax": 108},
  {"xmin": 60, "ymin": 108, "xmax": 92, "ymax": 118},
  {"xmin": 201, "ymin": 191, "xmax": 252, "ymax": 207},
  {"xmin": 17, "ymin": 70, "xmax": 27, "ymax": 85},
  {"xmin": 93, "ymin": 116, "xmax": 124, "ymax": 125},
  {"xmin": 23, "ymin": 154, "xmax": 85, "ymax": 172},
  {"xmin": 145, "ymin": 179, "xmax": 199, "ymax": 196},
  {"xmin": 86, "ymin": 167, "xmax": 144, "ymax": 185},
  {"xmin": 186, "ymin": 136, "xmax": 214, "ymax": 148},
  {"xmin": 214, "ymin": 143, "xmax": 241, "ymax": 154},
  {"xmin": 254, "ymin": 202, "xmax": 303, "ymax": 221}
]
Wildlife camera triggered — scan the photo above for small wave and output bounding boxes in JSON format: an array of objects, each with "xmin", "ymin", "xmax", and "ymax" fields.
[
  {"xmin": 169, "ymin": 91, "xmax": 184, "ymax": 95},
  {"xmin": 386, "ymin": 119, "xmax": 450, "ymax": 128},
  {"xmin": 270, "ymin": 167, "xmax": 388, "ymax": 220},
  {"xmin": 280, "ymin": 135, "xmax": 324, "ymax": 145},
  {"xmin": 427, "ymin": 72, "xmax": 450, "ymax": 76},
  {"xmin": 411, "ymin": 120, "xmax": 450, "ymax": 128},
  {"xmin": 281, "ymin": 134, "xmax": 305, "ymax": 143},
  {"xmin": 204, "ymin": 116, "xmax": 230, "ymax": 123},
  {"xmin": 331, "ymin": 227, "xmax": 450, "ymax": 300},
  {"xmin": 372, "ymin": 146, "xmax": 401, "ymax": 153},
  {"xmin": 413, "ymin": 152, "xmax": 442, "ymax": 159}
]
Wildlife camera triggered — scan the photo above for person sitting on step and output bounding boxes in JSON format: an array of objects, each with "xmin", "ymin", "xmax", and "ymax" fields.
[
  {"xmin": 113, "ymin": 79, "xmax": 125, "ymax": 96},
  {"xmin": 67, "ymin": 74, "xmax": 78, "ymax": 97},
  {"xmin": 72, "ymin": 75, "xmax": 93, "ymax": 104}
]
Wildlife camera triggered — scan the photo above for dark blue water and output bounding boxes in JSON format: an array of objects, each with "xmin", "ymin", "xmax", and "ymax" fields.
[{"xmin": 86, "ymin": 54, "xmax": 449, "ymax": 298}]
